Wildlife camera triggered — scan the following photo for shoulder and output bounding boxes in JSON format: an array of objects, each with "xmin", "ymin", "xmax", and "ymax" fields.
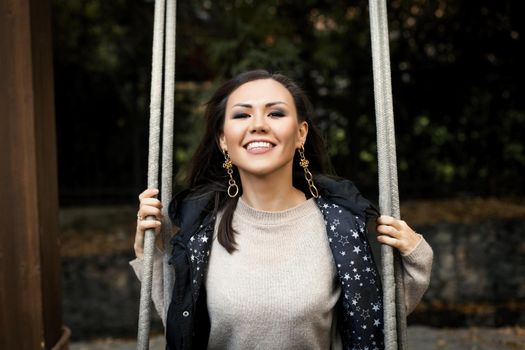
[
  {"xmin": 314, "ymin": 174, "xmax": 379, "ymax": 221},
  {"xmin": 168, "ymin": 188, "xmax": 215, "ymax": 234}
]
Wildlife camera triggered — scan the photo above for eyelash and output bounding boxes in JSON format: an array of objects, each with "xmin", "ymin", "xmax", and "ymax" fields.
[{"xmin": 232, "ymin": 111, "xmax": 286, "ymax": 119}]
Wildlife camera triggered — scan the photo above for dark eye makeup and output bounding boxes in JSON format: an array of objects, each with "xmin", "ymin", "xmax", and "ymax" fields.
[
  {"xmin": 268, "ymin": 110, "xmax": 285, "ymax": 117},
  {"xmin": 232, "ymin": 112, "xmax": 251, "ymax": 119},
  {"xmin": 231, "ymin": 109, "xmax": 287, "ymax": 119}
]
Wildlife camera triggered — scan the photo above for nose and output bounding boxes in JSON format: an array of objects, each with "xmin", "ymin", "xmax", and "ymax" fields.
[{"xmin": 249, "ymin": 112, "xmax": 270, "ymax": 133}]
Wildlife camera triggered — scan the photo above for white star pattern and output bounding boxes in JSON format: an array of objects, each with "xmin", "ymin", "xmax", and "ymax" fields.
[
  {"xmin": 307, "ymin": 197, "xmax": 383, "ymax": 348},
  {"xmin": 338, "ymin": 235, "xmax": 350, "ymax": 246},
  {"xmin": 361, "ymin": 309, "xmax": 370, "ymax": 319}
]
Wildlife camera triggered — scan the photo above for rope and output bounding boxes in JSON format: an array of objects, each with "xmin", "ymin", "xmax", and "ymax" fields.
[
  {"xmin": 369, "ymin": 0, "xmax": 407, "ymax": 349},
  {"xmin": 161, "ymin": 0, "xmax": 177, "ymax": 328},
  {"xmin": 137, "ymin": 0, "xmax": 166, "ymax": 348}
]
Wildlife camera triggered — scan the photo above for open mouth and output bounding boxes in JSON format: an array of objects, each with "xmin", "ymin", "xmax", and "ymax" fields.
[{"xmin": 244, "ymin": 141, "xmax": 275, "ymax": 151}]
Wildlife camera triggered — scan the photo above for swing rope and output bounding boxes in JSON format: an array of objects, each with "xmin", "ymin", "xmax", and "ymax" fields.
[
  {"xmin": 137, "ymin": 0, "xmax": 177, "ymax": 349},
  {"xmin": 161, "ymin": 0, "xmax": 178, "ymax": 325},
  {"xmin": 369, "ymin": 0, "xmax": 407, "ymax": 349}
]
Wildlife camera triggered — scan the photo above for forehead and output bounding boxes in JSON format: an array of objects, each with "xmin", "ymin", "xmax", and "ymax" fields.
[{"xmin": 226, "ymin": 79, "xmax": 295, "ymax": 107}]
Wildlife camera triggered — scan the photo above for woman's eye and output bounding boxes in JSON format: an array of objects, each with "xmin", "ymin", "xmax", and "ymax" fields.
[
  {"xmin": 268, "ymin": 111, "xmax": 285, "ymax": 117},
  {"xmin": 232, "ymin": 113, "xmax": 250, "ymax": 119}
]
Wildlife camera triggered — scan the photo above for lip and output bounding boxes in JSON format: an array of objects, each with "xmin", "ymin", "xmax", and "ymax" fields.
[
  {"xmin": 243, "ymin": 139, "xmax": 276, "ymax": 155},
  {"xmin": 242, "ymin": 139, "xmax": 276, "ymax": 148}
]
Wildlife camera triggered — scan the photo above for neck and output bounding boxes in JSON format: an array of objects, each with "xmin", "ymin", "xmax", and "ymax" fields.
[{"xmin": 238, "ymin": 163, "xmax": 306, "ymax": 211}]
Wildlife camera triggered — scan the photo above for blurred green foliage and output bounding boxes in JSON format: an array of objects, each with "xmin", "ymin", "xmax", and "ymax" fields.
[{"xmin": 52, "ymin": 0, "xmax": 525, "ymax": 204}]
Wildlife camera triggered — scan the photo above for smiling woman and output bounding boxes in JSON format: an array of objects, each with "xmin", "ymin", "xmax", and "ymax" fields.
[
  {"xmin": 130, "ymin": 70, "xmax": 433, "ymax": 350},
  {"xmin": 220, "ymin": 79, "xmax": 309, "ymax": 208}
]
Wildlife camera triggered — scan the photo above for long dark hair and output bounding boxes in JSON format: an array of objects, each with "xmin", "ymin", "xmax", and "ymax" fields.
[{"xmin": 186, "ymin": 70, "xmax": 333, "ymax": 253}]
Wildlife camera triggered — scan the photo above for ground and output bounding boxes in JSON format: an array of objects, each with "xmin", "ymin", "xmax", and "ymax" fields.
[{"xmin": 69, "ymin": 326, "xmax": 525, "ymax": 350}]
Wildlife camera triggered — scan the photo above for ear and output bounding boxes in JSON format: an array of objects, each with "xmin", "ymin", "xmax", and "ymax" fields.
[
  {"xmin": 296, "ymin": 121, "xmax": 309, "ymax": 147},
  {"xmin": 219, "ymin": 132, "xmax": 227, "ymax": 152}
]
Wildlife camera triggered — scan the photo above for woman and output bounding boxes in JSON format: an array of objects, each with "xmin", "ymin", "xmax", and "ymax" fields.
[{"xmin": 131, "ymin": 70, "xmax": 433, "ymax": 350}]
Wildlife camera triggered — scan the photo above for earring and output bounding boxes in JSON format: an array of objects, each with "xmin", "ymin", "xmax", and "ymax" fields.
[
  {"xmin": 222, "ymin": 150, "xmax": 239, "ymax": 198},
  {"xmin": 298, "ymin": 145, "xmax": 319, "ymax": 198}
]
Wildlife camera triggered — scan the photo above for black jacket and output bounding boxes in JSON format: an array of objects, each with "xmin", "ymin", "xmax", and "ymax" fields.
[{"xmin": 165, "ymin": 175, "xmax": 384, "ymax": 350}]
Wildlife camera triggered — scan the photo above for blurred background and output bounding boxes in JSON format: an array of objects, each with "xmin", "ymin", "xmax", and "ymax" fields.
[{"xmin": 49, "ymin": 0, "xmax": 524, "ymax": 348}]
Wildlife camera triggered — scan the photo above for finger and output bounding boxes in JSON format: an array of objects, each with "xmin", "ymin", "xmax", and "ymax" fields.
[
  {"xmin": 376, "ymin": 215, "xmax": 402, "ymax": 230},
  {"xmin": 377, "ymin": 234, "xmax": 401, "ymax": 249},
  {"xmin": 138, "ymin": 206, "xmax": 163, "ymax": 219},
  {"xmin": 376, "ymin": 224, "xmax": 400, "ymax": 238},
  {"xmin": 138, "ymin": 219, "xmax": 162, "ymax": 231},
  {"xmin": 138, "ymin": 188, "xmax": 159, "ymax": 200},
  {"xmin": 141, "ymin": 197, "xmax": 163, "ymax": 208}
]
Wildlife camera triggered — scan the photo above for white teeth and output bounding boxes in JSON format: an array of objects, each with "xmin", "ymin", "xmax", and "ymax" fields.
[{"xmin": 246, "ymin": 141, "xmax": 273, "ymax": 150}]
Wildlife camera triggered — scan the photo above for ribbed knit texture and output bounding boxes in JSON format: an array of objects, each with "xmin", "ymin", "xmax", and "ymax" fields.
[{"xmin": 205, "ymin": 197, "xmax": 341, "ymax": 350}]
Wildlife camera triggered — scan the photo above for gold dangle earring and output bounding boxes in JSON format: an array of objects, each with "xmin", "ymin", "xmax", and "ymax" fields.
[
  {"xmin": 298, "ymin": 145, "xmax": 319, "ymax": 198},
  {"xmin": 222, "ymin": 150, "xmax": 239, "ymax": 198}
]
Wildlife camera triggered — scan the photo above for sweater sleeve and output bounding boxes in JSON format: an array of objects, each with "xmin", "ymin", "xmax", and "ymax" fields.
[
  {"xmin": 400, "ymin": 234, "xmax": 433, "ymax": 315},
  {"xmin": 129, "ymin": 246, "xmax": 167, "ymax": 326}
]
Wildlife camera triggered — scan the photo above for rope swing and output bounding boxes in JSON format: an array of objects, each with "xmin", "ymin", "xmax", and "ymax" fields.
[
  {"xmin": 137, "ymin": 1, "xmax": 406, "ymax": 349},
  {"xmin": 137, "ymin": 0, "xmax": 177, "ymax": 349},
  {"xmin": 369, "ymin": 0, "xmax": 408, "ymax": 349}
]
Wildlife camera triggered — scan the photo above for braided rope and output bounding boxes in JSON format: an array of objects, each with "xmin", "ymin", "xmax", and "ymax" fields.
[
  {"xmin": 161, "ymin": 0, "xmax": 177, "ymax": 329},
  {"xmin": 369, "ymin": 0, "xmax": 407, "ymax": 349},
  {"xmin": 137, "ymin": 0, "xmax": 166, "ymax": 348}
]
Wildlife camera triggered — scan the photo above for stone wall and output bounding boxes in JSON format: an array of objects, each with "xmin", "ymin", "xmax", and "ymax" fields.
[{"xmin": 407, "ymin": 219, "xmax": 525, "ymax": 327}]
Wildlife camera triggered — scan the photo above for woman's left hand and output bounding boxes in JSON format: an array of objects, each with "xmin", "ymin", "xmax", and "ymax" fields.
[{"xmin": 375, "ymin": 215, "xmax": 421, "ymax": 255}]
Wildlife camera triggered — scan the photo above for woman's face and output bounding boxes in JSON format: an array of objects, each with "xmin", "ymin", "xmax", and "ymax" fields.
[{"xmin": 219, "ymin": 79, "xmax": 308, "ymax": 179}]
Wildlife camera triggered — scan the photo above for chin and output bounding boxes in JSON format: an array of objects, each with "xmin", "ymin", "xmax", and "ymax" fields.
[{"xmin": 237, "ymin": 162, "xmax": 293, "ymax": 179}]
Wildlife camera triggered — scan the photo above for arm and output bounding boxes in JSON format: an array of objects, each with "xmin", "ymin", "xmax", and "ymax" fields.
[
  {"xmin": 129, "ymin": 247, "xmax": 167, "ymax": 324},
  {"xmin": 130, "ymin": 188, "xmax": 172, "ymax": 326},
  {"xmin": 399, "ymin": 234, "xmax": 433, "ymax": 314},
  {"xmin": 376, "ymin": 216, "xmax": 434, "ymax": 314}
]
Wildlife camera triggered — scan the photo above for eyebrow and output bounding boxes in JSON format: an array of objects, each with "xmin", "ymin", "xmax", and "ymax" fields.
[{"xmin": 232, "ymin": 101, "xmax": 287, "ymax": 109}]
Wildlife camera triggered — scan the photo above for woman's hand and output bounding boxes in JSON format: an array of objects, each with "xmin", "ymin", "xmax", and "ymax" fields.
[
  {"xmin": 134, "ymin": 188, "xmax": 163, "ymax": 259},
  {"xmin": 375, "ymin": 215, "xmax": 421, "ymax": 256}
]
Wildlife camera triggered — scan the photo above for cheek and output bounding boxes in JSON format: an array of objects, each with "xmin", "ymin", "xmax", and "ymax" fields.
[
  {"xmin": 278, "ymin": 123, "xmax": 300, "ymax": 147},
  {"xmin": 222, "ymin": 122, "xmax": 241, "ymax": 144}
]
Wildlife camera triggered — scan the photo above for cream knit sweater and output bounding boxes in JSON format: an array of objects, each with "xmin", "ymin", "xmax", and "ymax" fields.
[
  {"xmin": 130, "ymin": 198, "xmax": 433, "ymax": 348},
  {"xmin": 206, "ymin": 197, "xmax": 339, "ymax": 349}
]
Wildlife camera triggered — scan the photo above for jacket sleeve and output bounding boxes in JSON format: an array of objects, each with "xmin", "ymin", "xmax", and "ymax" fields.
[
  {"xmin": 129, "ymin": 247, "xmax": 167, "ymax": 326},
  {"xmin": 400, "ymin": 234, "xmax": 433, "ymax": 315}
]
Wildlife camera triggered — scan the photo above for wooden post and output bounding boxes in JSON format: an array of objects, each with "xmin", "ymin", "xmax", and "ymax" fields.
[{"xmin": 0, "ymin": 0, "xmax": 68, "ymax": 349}]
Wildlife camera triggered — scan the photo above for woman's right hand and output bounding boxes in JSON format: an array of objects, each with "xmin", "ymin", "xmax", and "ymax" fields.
[{"xmin": 134, "ymin": 188, "xmax": 163, "ymax": 259}]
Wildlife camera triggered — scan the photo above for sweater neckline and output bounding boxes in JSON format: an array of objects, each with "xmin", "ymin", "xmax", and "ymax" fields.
[{"xmin": 235, "ymin": 196, "xmax": 317, "ymax": 226}]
